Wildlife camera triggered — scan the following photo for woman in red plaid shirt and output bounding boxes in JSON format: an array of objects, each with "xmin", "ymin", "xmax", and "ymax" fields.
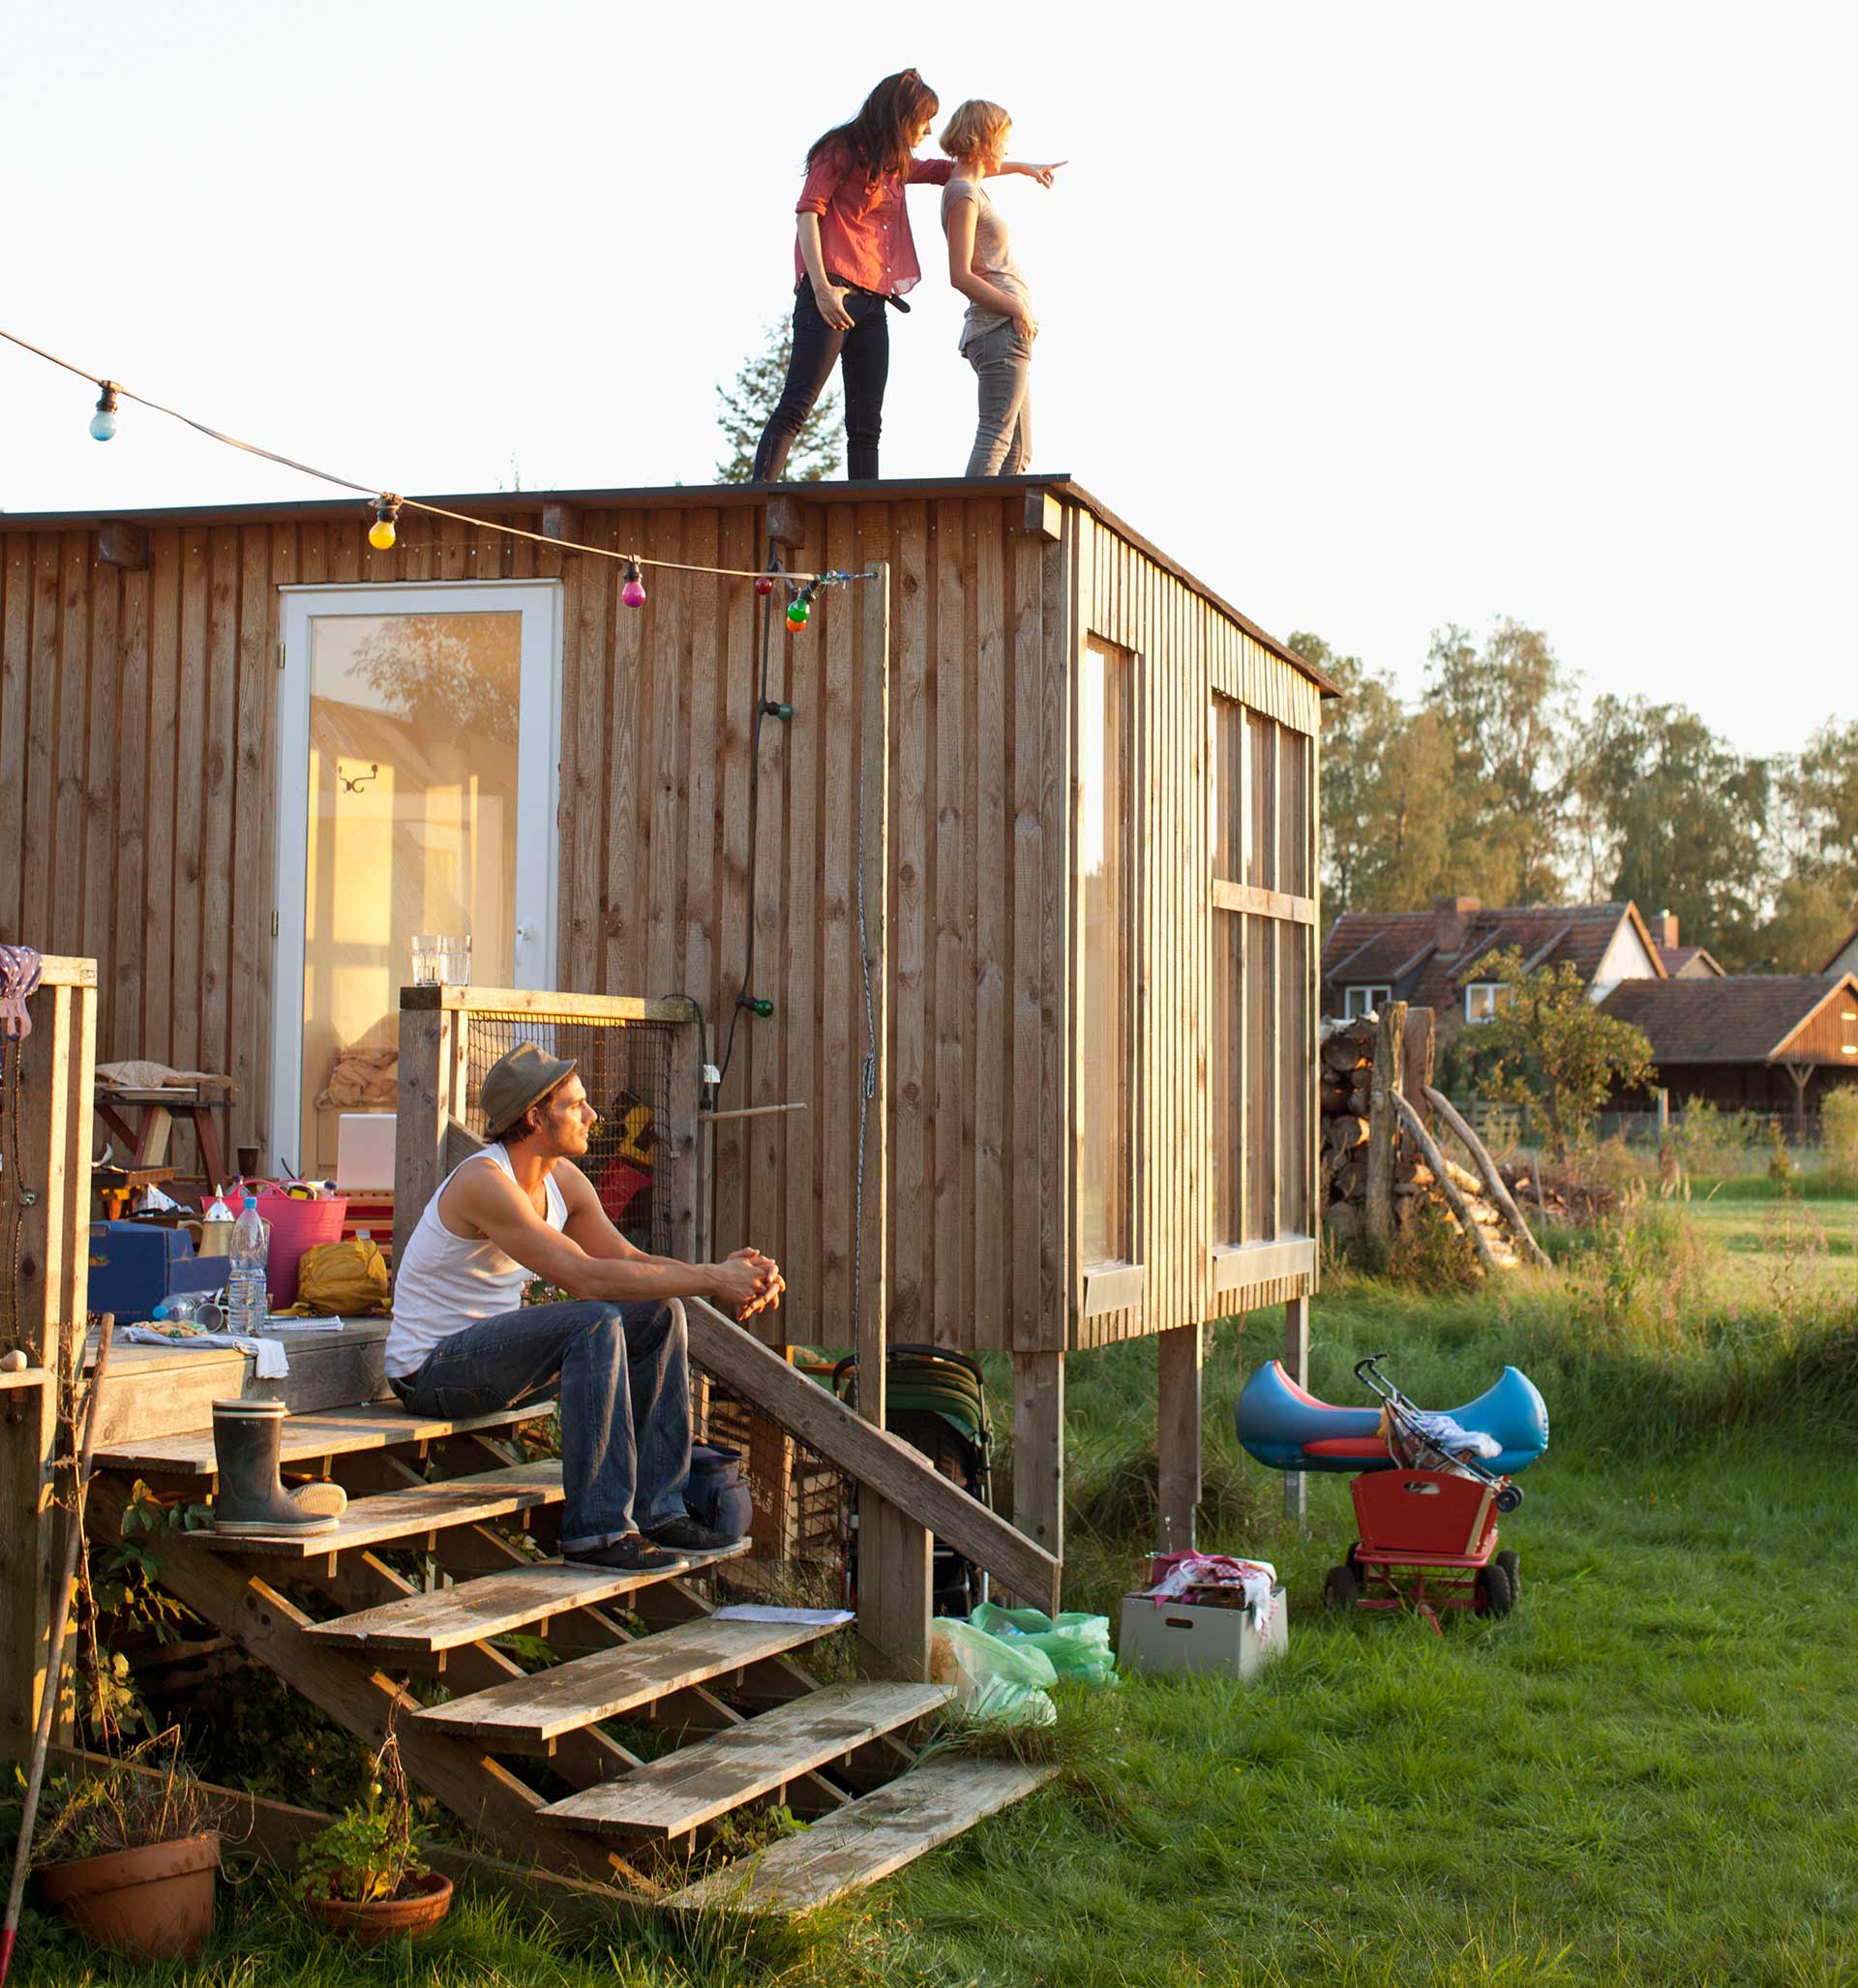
[{"xmin": 751, "ymin": 70, "xmax": 1059, "ymax": 484}]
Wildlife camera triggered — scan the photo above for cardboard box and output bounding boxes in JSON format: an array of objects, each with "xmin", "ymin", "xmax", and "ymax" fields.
[{"xmin": 1118, "ymin": 1586, "xmax": 1287, "ymax": 1681}]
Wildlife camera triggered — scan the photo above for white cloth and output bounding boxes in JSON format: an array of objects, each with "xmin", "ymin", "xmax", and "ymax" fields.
[
  {"xmin": 120, "ymin": 1327, "xmax": 288, "ymax": 1379},
  {"xmin": 385, "ymin": 1145, "xmax": 567, "ymax": 1379}
]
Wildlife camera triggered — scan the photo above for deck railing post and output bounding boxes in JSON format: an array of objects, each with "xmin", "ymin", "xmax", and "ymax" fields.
[
  {"xmin": 395, "ymin": 988, "xmax": 453, "ymax": 1270},
  {"xmin": 1, "ymin": 955, "xmax": 96, "ymax": 1762}
]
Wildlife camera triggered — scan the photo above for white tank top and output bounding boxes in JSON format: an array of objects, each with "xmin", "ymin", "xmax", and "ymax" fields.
[{"xmin": 385, "ymin": 1144, "xmax": 568, "ymax": 1378}]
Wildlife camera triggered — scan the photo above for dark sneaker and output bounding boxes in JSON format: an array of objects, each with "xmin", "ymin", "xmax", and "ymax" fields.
[
  {"xmin": 645, "ymin": 1515, "xmax": 749, "ymax": 1558},
  {"xmin": 563, "ymin": 1534, "xmax": 685, "ymax": 1574}
]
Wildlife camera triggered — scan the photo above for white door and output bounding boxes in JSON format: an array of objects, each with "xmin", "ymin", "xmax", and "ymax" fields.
[{"xmin": 271, "ymin": 582, "xmax": 562, "ymax": 1177}]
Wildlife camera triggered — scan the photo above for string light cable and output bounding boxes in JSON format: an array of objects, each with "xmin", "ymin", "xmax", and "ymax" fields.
[{"xmin": 0, "ymin": 324, "xmax": 881, "ymax": 590}]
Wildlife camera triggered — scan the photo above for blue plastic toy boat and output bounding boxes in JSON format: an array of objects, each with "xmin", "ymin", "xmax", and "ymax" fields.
[{"xmin": 1236, "ymin": 1360, "xmax": 1549, "ymax": 1476}]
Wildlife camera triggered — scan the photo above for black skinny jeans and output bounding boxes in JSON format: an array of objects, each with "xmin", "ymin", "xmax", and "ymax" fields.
[{"xmin": 752, "ymin": 283, "xmax": 890, "ymax": 482}]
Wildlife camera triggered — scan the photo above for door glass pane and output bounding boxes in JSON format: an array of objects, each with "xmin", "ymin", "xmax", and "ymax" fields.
[
  {"xmin": 1078, "ymin": 640, "xmax": 1132, "ymax": 1267},
  {"xmin": 300, "ymin": 612, "xmax": 521, "ymax": 1176}
]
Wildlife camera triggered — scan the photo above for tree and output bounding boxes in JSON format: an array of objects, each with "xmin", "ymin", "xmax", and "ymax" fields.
[
  {"xmin": 1424, "ymin": 619, "xmax": 1578, "ymax": 903},
  {"xmin": 715, "ymin": 324, "xmax": 842, "ymax": 483},
  {"xmin": 1757, "ymin": 718, "xmax": 1858, "ymax": 967},
  {"xmin": 1570, "ymin": 694, "xmax": 1771, "ymax": 967},
  {"xmin": 1452, "ymin": 948, "xmax": 1657, "ymax": 1156},
  {"xmin": 1296, "ymin": 633, "xmax": 1395, "ymax": 914}
]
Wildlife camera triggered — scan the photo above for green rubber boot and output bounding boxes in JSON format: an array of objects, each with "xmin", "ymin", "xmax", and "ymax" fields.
[{"xmin": 210, "ymin": 1399, "xmax": 347, "ymax": 1536}]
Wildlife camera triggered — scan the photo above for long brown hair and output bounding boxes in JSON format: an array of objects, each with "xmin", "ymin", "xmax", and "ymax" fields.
[{"xmin": 807, "ymin": 70, "xmax": 940, "ymax": 187}]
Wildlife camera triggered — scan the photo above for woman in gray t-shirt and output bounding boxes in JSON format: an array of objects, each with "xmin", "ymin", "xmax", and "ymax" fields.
[{"xmin": 939, "ymin": 102, "xmax": 1064, "ymax": 477}]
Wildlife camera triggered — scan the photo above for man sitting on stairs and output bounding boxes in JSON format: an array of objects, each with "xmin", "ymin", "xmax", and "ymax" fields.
[{"xmin": 387, "ymin": 1040, "xmax": 783, "ymax": 1574}]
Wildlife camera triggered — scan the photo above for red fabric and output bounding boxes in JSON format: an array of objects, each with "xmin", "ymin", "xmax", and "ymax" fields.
[
  {"xmin": 794, "ymin": 147, "xmax": 952, "ymax": 296},
  {"xmin": 1302, "ymin": 1437, "xmax": 1393, "ymax": 1460}
]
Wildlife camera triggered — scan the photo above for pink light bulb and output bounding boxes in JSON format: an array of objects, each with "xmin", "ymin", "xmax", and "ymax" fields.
[{"xmin": 621, "ymin": 567, "xmax": 647, "ymax": 609}]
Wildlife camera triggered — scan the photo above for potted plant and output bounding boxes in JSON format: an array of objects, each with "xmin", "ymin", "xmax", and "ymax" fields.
[
  {"xmin": 295, "ymin": 1732, "xmax": 451, "ymax": 1946},
  {"xmin": 32, "ymin": 1731, "xmax": 221, "ymax": 1960}
]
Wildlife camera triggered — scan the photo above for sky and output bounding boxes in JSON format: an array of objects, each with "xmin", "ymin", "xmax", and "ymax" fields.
[{"xmin": 3, "ymin": 2, "xmax": 1851, "ymax": 757}]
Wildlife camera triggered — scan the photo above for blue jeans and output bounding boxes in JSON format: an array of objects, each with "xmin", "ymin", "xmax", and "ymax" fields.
[{"xmin": 392, "ymin": 1299, "xmax": 692, "ymax": 1551}]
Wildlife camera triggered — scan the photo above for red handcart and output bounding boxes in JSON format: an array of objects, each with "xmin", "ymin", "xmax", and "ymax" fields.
[{"xmin": 1322, "ymin": 1356, "xmax": 1523, "ymax": 1633}]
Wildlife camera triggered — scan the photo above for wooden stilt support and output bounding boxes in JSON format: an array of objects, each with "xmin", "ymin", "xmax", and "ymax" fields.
[
  {"xmin": 1010, "ymin": 1350, "xmax": 1064, "ymax": 1577},
  {"xmin": 1154, "ymin": 1322, "xmax": 1202, "ymax": 1555},
  {"xmin": 1282, "ymin": 1295, "xmax": 1310, "ymax": 1527}
]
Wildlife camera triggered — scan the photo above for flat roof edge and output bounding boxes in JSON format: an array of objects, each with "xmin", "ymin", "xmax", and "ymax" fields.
[{"xmin": 0, "ymin": 472, "xmax": 1334, "ymax": 695}]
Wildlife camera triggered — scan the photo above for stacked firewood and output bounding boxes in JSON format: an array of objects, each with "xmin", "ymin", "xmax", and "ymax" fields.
[
  {"xmin": 1317, "ymin": 1017, "xmax": 1378, "ymax": 1211},
  {"xmin": 1319, "ymin": 1015, "xmax": 1521, "ymax": 1268}
]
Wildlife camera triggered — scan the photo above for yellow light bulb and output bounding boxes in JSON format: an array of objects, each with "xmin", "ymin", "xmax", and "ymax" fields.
[{"xmin": 369, "ymin": 519, "xmax": 397, "ymax": 551}]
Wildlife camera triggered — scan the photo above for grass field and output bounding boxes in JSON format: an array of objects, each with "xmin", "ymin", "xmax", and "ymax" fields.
[{"xmin": 14, "ymin": 1183, "xmax": 1856, "ymax": 1987}]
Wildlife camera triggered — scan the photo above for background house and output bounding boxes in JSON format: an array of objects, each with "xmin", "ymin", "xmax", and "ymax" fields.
[
  {"xmin": 1318, "ymin": 896, "xmax": 1664, "ymax": 1043},
  {"xmin": 1602, "ymin": 973, "xmax": 1858, "ymax": 1122}
]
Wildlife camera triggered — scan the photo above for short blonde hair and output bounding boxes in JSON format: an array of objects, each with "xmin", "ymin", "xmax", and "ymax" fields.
[{"xmin": 940, "ymin": 99, "xmax": 1011, "ymax": 163}]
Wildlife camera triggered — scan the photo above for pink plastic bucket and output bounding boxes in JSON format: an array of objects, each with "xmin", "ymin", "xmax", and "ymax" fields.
[{"xmin": 201, "ymin": 1189, "xmax": 346, "ymax": 1307}]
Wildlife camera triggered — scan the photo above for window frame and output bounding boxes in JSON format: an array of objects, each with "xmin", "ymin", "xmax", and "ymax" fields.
[
  {"xmin": 1464, "ymin": 980, "xmax": 1513, "ymax": 1024},
  {"xmin": 1074, "ymin": 636, "xmax": 1141, "ymax": 1284},
  {"xmin": 1343, "ymin": 983, "xmax": 1391, "ymax": 1021}
]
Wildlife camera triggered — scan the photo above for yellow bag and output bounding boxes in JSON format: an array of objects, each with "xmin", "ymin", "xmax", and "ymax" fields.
[{"xmin": 283, "ymin": 1238, "xmax": 391, "ymax": 1317}]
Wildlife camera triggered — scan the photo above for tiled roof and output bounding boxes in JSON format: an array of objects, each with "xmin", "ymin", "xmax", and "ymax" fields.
[
  {"xmin": 1320, "ymin": 902, "xmax": 1648, "ymax": 1014},
  {"xmin": 1600, "ymin": 977, "xmax": 1851, "ymax": 1065},
  {"xmin": 1822, "ymin": 926, "xmax": 1858, "ymax": 974},
  {"xmin": 1658, "ymin": 946, "xmax": 1723, "ymax": 978}
]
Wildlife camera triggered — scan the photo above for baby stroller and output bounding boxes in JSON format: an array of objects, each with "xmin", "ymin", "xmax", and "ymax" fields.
[
  {"xmin": 1329, "ymin": 1355, "xmax": 1534, "ymax": 1630},
  {"xmin": 832, "ymin": 1343, "xmax": 994, "ymax": 1617}
]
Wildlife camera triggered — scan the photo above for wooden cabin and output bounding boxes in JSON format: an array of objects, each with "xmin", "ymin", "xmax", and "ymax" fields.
[{"xmin": 0, "ymin": 474, "xmax": 1334, "ymax": 1553}]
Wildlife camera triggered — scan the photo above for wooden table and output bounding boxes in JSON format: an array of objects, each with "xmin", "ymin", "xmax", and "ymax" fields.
[
  {"xmin": 96, "ymin": 1077, "xmax": 237, "ymax": 1190},
  {"xmin": 92, "ymin": 1164, "xmax": 180, "ymax": 1220}
]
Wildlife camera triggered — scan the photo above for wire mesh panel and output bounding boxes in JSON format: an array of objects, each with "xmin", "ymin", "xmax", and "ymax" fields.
[
  {"xmin": 462, "ymin": 1009, "xmax": 680, "ymax": 1255},
  {"xmin": 699, "ymin": 1378, "xmax": 848, "ymax": 1600}
]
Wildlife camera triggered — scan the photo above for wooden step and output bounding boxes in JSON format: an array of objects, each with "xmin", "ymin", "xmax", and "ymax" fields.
[
  {"xmin": 414, "ymin": 1611, "xmax": 847, "ymax": 1753},
  {"xmin": 662, "ymin": 1757, "xmax": 1056, "ymax": 1913},
  {"xmin": 539, "ymin": 1681, "xmax": 951, "ymax": 1839},
  {"xmin": 303, "ymin": 1543, "xmax": 752, "ymax": 1656},
  {"xmin": 173, "ymin": 1460, "xmax": 563, "ymax": 1559},
  {"xmin": 94, "ymin": 1398, "xmax": 556, "ymax": 1479}
]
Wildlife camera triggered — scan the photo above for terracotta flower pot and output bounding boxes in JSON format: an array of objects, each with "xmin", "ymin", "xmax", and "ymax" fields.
[
  {"xmin": 38, "ymin": 1829, "xmax": 219, "ymax": 1959},
  {"xmin": 301, "ymin": 1869, "xmax": 453, "ymax": 1945}
]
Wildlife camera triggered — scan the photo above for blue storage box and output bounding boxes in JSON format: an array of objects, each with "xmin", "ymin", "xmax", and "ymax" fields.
[{"xmin": 87, "ymin": 1221, "xmax": 225, "ymax": 1320}]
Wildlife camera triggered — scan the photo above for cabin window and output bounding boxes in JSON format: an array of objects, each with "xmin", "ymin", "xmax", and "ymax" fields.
[
  {"xmin": 1078, "ymin": 639, "xmax": 1136, "ymax": 1268},
  {"xmin": 1344, "ymin": 984, "xmax": 1390, "ymax": 1021},
  {"xmin": 1210, "ymin": 702, "xmax": 1312, "ymax": 1248},
  {"xmin": 1465, "ymin": 981, "xmax": 1513, "ymax": 1024}
]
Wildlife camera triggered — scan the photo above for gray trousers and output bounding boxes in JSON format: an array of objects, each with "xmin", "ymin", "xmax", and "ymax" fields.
[{"xmin": 963, "ymin": 320, "xmax": 1034, "ymax": 477}]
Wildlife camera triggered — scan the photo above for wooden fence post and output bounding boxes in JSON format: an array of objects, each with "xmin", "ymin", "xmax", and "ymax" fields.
[
  {"xmin": 1364, "ymin": 1000, "xmax": 1407, "ymax": 1258},
  {"xmin": 1402, "ymin": 1007, "xmax": 1435, "ymax": 1132}
]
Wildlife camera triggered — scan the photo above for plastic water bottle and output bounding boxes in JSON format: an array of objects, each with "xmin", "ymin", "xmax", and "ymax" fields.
[{"xmin": 226, "ymin": 1194, "xmax": 269, "ymax": 1337}]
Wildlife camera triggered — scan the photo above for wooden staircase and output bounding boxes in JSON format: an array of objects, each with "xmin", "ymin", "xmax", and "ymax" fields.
[{"xmin": 89, "ymin": 1394, "xmax": 1054, "ymax": 1912}]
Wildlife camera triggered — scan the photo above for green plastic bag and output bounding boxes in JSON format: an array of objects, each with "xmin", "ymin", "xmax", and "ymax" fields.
[
  {"xmin": 972, "ymin": 1602, "xmax": 1118, "ymax": 1687},
  {"xmin": 929, "ymin": 1618, "xmax": 1058, "ymax": 1726}
]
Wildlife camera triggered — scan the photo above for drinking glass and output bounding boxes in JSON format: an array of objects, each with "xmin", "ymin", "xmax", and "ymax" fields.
[
  {"xmin": 440, "ymin": 933, "xmax": 473, "ymax": 986},
  {"xmin": 410, "ymin": 934, "xmax": 439, "ymax": 986}
]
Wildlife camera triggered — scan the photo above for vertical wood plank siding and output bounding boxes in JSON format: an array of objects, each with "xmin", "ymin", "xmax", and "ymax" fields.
[
  {"xmin": 1071, "ymin": 514, "xmax": 1319, "ymax": 1349},
  {"xmin": 0, "ymin": 491, "xmax": 1317, "ymax": 1352}
]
